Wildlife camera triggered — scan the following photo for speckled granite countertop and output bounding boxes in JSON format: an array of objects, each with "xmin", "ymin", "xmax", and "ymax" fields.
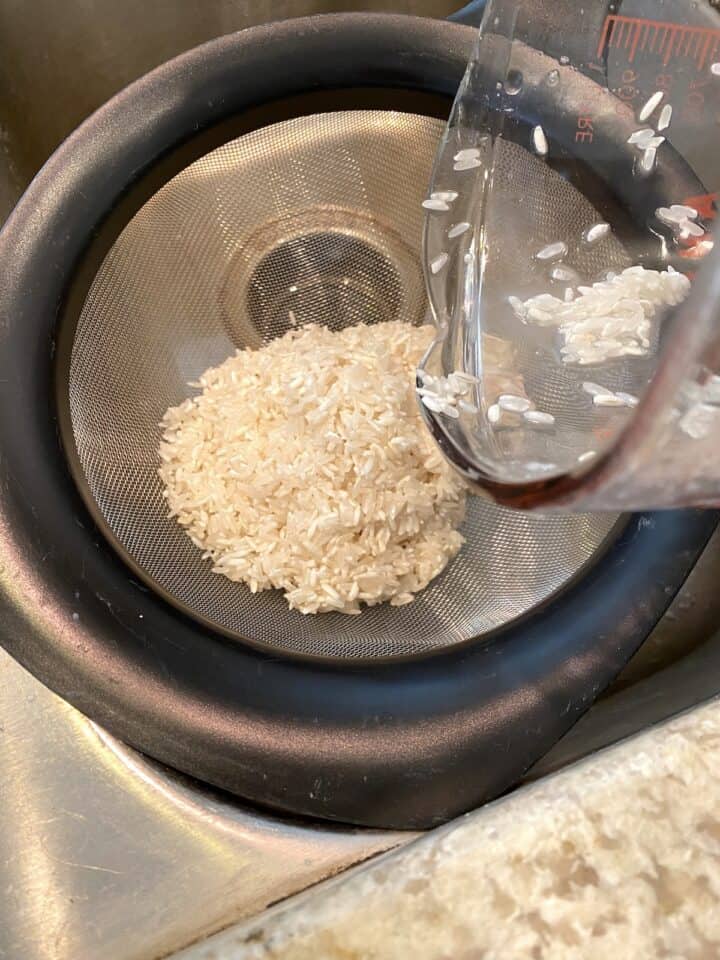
[{"xmin": 175, "ymin": 696, "xmax": 720, "ymax": 960}]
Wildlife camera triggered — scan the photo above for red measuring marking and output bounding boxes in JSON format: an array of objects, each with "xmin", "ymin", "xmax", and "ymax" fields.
[
  {"xmin": 597, "ymin": 15, "xmax": 720, "ymax": 69},
  {"xmin": 683, "ymin": 192, "xmax": 718, "ymax": 219},
  {"xmin": 678, "ymin": 192, "xmax": 717, "ymax": 263}
]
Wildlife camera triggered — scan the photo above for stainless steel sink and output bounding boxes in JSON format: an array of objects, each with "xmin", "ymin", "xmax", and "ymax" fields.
[
  {"xmin": 2, "ymin": 3, "xmax": 720, "ymax": 958},
  {"xmin": 0, "ymin": 0, "xmax": 458, "ymax": 219},
  {"xmin": 0, "ymin": 647, "xmax": 408, "ymax": 960},
  {"xmin": 0, "ymin": 11, "xmax": 442, "ymax": 959}
]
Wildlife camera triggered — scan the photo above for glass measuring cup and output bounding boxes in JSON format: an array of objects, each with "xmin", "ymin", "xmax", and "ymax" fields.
[{"xmin": 419, "ymin": 0, "xmax": 720, "ymax": 510}]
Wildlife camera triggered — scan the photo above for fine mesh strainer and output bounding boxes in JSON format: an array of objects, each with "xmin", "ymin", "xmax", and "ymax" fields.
[
  {"xmin": 67, "ymin": 108, "xmax": 617, "ymax": 658},
  {"xmin": 0, "ymin": 14, "xmax": 715, "ymax": 828}
]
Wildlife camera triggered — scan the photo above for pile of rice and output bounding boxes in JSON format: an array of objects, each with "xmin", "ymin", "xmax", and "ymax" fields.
[
  {"xmin": 159, "ymin": 322, "xmax": 466, "ymax": 615},
  {"xmin": 509, "ymin": 265, "xmax": 690, "ymax": 365}
]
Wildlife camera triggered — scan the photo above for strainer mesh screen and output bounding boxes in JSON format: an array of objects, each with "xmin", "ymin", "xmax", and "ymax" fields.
[{"xmin": 68, "ymin": 109, "xmax": 616, "ymax": 658}]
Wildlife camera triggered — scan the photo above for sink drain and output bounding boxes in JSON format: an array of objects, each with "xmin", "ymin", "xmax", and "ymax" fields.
[
  {"xmin": 219, "ymin": 209, "xmax": 426, "ymax": 347},
  {"xmin": 247, "ymin": 231, "xmax": 403, "ymax": 338}
]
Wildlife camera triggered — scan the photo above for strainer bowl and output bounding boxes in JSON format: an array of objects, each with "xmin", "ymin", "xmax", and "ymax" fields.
[
  {"xmin": 0, "ymin": 13, "xmax": 714, "ymax": 828},
  {"xmin": 64, "ymin": 106, "xmax": 618, "ymax": 659}
]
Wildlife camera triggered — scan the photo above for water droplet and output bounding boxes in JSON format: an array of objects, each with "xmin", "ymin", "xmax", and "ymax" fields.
[
  {"xmin": 560, "ymin": 55, "xmax": 570, "ymax": 65},
  {"xmin": 546, "ymin": 69, "xmax": 560, "ymax": 87},
  {"xmin": 504, "ymin": 69, "xmax": 523, "ymax": 95}
]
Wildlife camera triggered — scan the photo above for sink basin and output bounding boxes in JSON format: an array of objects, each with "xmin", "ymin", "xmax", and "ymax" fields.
[
  {"xmin": 0, "ymin": 0, "xmax": 459, "ymax": 220},
  {"xmin": 2, "ymin": 3, "xmax": 720, "ymax": 958}
]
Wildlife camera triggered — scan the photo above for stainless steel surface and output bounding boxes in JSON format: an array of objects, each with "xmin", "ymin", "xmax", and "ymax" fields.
[
  {"xmin": 0, "ymin": 2, "xmax": 457, "ymax": 223},
  {"xmin": 3, "ymin": 532, "xmax": 718, "ymax": 960},
  {"xmin": 529, "ymin": 524, "xmax": 720, "ymax": 780},
  {"xmin": 0, "ymin": 0, "xmax": 458, "ymax": 193},
  {"xmin": 0, "ymin": 648, "xmax": 407, "ymax": 960},
  {"xmin": 163, "ymin": 528, "xmax": 720, "ymax": 958},
  {"xmin": 605, "ymin": 522, "xmax": 720, "ymax": 691},
  {"xmin": 2, "ymin": 3, "xmax": 720, "ymax": 957},
  {"xmin": 0, "ymin": 15, "xmax": 426, "ymax": 955}
]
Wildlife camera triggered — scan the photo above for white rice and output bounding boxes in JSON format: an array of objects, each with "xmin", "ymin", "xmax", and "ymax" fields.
[
  {"xmin": 159, "ymin": 322, "xmax": 466, "ymax": 616},
  {"xmin": 656, "ymin": 205, "xmax": 706, "ymax": 241},
  {"xmin": 417, "ymin": 369, "xmax": 476, "ymax": 419},
  {"xmin": 453, "ymin": 157, "xmax": 483, "ymax": 171},
  {"xmin": 656, "ymin": 206, "xmax": 690, "ymax": 225},
  {"xmin": 523, "ymin": 409, "xmax": 555, "ymax": 427},
  {"xmin": 550, "ymin": 264, "xmax": 581, "ymax": 284},
  {"xmin": 430, "ymin": 252, "xmax": 449, "ymax": 274},
  {"xmin": 639, "ymin": 145, "xmax": 657, "ymax": 174},
  {"xmin": 510, "ymin": 265, "xmax": 690, "ymax": 365},
  {"xmin": 498, "ymin": 393, "xmax": 531, "ymax": 413},
  {"xmin": 680, "ymin": 221, "xmax": 705, "ymax": 238},
  {"xmin": 525, "ymin": 461, "xmax": 557, "ymax": 474},
  {"xmin": 448, "ymin": 221, "xmax": 471, "ymax": 239},
  {"xmin": 487, "ymin": 403, "xmax": 502, "ymax": 425},
  {"xmin": 422, "ymin": 197, "xmax": 450, "ymax": 212},
  {"xmin": 507, "ymin": 295, "xmax": 525, "ymax": 313},
  {"xmin": 593, "ymin": 392, "xmax": 626, "ymax": 407},
  {"xmin": 535, "ymin": 240, "xmax": 568, "ymax": 262},
  {"xmin": 627, "ymin": 127, "xmax": 655, "ymax": 145},
  {"xmin": 582, "ymin": 381, "xmax": 609, "ymax": 397},
  {"xmin": 638, "ymin": 90, "xmax": 664, "ymax": 122},
  {"xmin": 657, "ymin": 103, "xmax": 673, "ymax": 130},
  {"xmin": 454, "ymin": 148, "xmax": 481, "ymax": 161},
  {"xmin": 670, "ymin": 204, "xmax": 699, "ymax": 220},
  {"xmin": 583, "ymin": 222, "xmax": 611, "ymax": 244},
  {"xmin": 532, "ymin": 125, "xmax": 548, "ymax": 156}
]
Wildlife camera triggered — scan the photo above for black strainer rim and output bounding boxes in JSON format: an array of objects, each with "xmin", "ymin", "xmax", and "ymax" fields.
[{"xmin": 0, "ymin": 12, "xmax": 716, "ymax": 829}]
